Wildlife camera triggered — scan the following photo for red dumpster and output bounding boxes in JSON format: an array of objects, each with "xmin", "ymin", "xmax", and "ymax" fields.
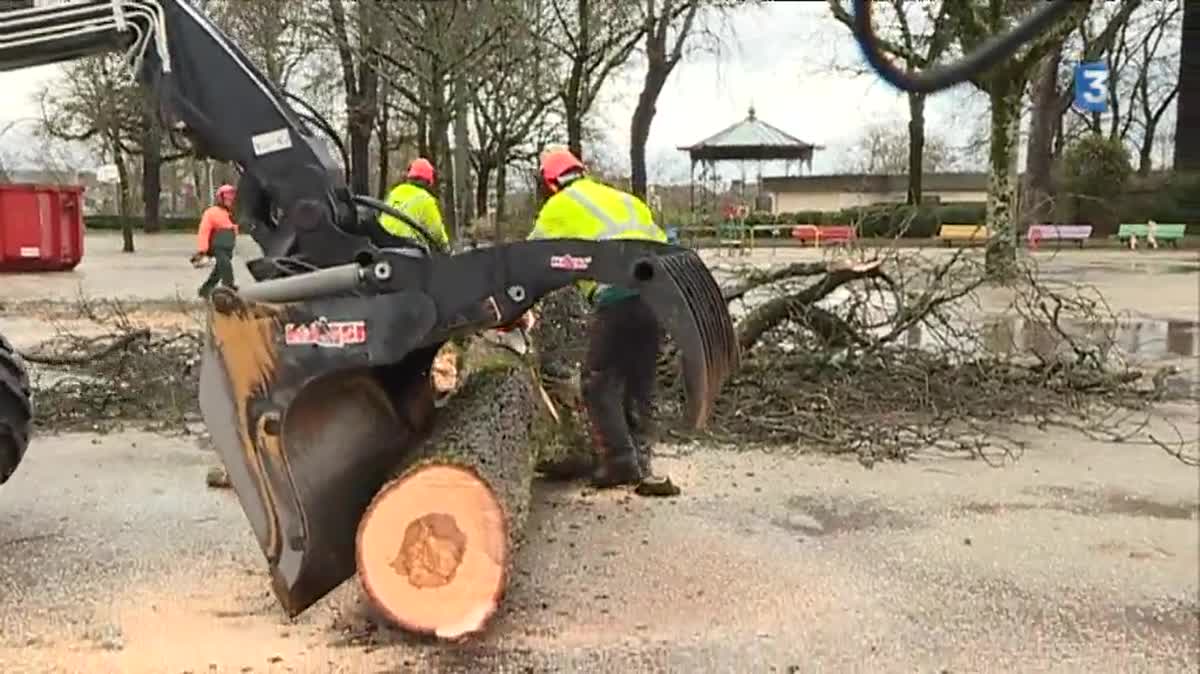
[{"xmin": 0, "ymin": 183, "xmax": 85, "ymax": 272}]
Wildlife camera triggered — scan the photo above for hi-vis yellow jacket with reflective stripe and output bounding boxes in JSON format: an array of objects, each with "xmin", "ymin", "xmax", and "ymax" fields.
[
  {"xmin": 527, "ymin": 177, "xmax": 666, "ymax": 301},
  {"xmin": 378, "ymin": 182, "xmax": 449, "ymax": 251}
]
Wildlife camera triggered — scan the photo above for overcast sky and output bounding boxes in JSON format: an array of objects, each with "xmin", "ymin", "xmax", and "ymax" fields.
[{"xmin": 0, "ymin": 2, "xmax": 990, "ymax": 180}]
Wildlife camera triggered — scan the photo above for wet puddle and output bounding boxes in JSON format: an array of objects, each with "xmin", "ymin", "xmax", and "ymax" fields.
[
  {"xmin": 1038, "ymin": 261, "xmax": 1200, "ymax": 277},
  {"xmin": 906, "ymin": 316, "xmax": 1200, "ymax": 359}
]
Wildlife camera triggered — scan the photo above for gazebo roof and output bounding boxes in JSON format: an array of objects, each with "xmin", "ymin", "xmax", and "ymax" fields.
[{"xmin": 677, "ymin": 106, "xmax": 822, "ymax": 162}]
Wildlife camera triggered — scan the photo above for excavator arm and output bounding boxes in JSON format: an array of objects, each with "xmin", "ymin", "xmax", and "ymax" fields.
[{"xmin": 0, "ymin": 0, "xmax": 740, "ymax": 619}]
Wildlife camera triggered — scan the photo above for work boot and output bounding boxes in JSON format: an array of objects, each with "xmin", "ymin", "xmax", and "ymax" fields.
[
  {"xmin": 626, "ymin": 405, "xmax": 655, "ymax": 477},
  {"xmin": 583, "ymin": 370, "xmax": 643, "ymax": 488}
]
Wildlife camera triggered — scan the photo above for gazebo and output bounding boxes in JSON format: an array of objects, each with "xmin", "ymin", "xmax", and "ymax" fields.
[{"xmin": 677, "ymin": 106, "xmax": 822, "ymax": 217}]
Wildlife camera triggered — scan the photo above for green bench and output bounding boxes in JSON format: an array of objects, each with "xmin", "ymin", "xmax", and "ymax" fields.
[{"xmin": 1117, "ymin": 223, "xmax": 1186, "ymax": 248}]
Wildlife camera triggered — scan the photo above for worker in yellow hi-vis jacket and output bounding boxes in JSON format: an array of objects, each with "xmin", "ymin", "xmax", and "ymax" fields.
[
  {"xmin": 377, "ymin": 158, "xmax": 449, "ymax": 252},
  {"xmin": 522, "ymin": 147, "xmax": 668, "ymax": 488}
]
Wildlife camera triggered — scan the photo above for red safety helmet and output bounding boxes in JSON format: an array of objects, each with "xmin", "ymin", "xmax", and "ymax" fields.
[
  {"xmin": 539, "ymin": 148, "xmax": 584, "ymax": 192},
  {"xmin": 215, "ymin": 184, "xmax": 236, "ymax": 201},
  {"xmin": 407, "ymin": 158, "xmax": 435, "ymax": 185}
]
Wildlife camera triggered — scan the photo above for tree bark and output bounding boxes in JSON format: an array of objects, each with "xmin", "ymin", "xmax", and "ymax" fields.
[
  {"xmin": 983, "ymin": 79, "xmax": 1022, "ymax": 277},
  {"xmin": 1023, "ymin": 46, "xmax": 1064, "ymax": 226},
  {"xmin": 377, "ymin": 79, "xmax": 392, "ymax": 197},
  {"xmin": 563, "ymin": 0, "xmax": 588, "ymax": 161},
  {"xmin": 494, "ymin": 159, "xmax": 508, "ymax": 236},
  {"xmin": 474, "ymin": 160, "xmax": 493, "ymax": 220},
  {"xmin": 112, "ymin": 138, "xmax": 134, "ymax": 254},
  {"xmin": 629, "ymin": 66, "xmax": 667, "ymax": 200},
  {"xmin": 453, "ymin": 70, "xmax": 472, "ymax": 236},
  {"xmin": 1175, "ymin": 0, "xmax": 1199, "ymax": 171},
  {"xmin": 905, "ymin": 93, "xmax": 927, "ymax": 205},
  {"xmin": 416, "ymin": 108, "xmax": 430, "ymax": 158},
  {"xmin": 140, "ymin": 88, "xmax": 163, "ymax": 233},
  {"xmin": 564, "ymin": 100, "xmax": 584, "ymax": 161},
  {"xmin": 355, "ymin": 345, "xmax": 549, "ymax": 640},
  {"xmin": 526, "ymin": 288, "xmax": 594, "ymax": 479}
]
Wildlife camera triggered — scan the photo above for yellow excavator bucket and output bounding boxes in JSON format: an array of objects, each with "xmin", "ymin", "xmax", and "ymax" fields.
[{"xmin": 198, "ymin": 290, "xmax": 440, "ymax": 616}]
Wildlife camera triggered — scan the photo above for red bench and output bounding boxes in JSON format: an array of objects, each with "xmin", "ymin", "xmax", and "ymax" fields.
[{"xmin": 790, "ymin": 225, "xmax": 857, "ymax": 245}]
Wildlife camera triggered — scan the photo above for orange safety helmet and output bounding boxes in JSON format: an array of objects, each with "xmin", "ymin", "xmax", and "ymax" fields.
[
  {"xmin": 215, "ymin": 184, "xmax": 236, "ymax": 201},
  {"xmin": 539, "ymin": 148, "xmax": 585, "ymax": 193},
  {"xmin": 407, "ymin": 158, "xmax": 435, "ymax": 185}
]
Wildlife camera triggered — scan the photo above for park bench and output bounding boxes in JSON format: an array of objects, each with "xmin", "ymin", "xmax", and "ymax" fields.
[
  {"xmin": 937, "ymin": 224, "xmax": 990, "ymax": 246},
  {"xmin": 1117, "ymin": 223, "xmax": 1186, "ymax": 248},
  {"xmin": 716, "ymin": 220, "xmax": 753, "ymax": 255},
  {"xmin": 1026, "ymin": 224, "xmax": 1093, "ymax": 249},
  {"xmin": 790, "ymin": 224, "xmax": 857, "ymax": 246}
]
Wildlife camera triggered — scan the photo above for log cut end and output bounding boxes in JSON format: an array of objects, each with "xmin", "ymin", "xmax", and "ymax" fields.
[{"xmin": 356, "ymin": 464, "xmax": 509, "ymax": 640}]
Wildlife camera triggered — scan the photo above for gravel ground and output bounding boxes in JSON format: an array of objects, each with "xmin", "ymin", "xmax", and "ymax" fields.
[
  {"xmin": 0, "ymin": 417, "xmax": 1196, "ymax": 673},
  {"xmin": 0, "ymin": 233, "xmax": 1197, "ymax": 672}
]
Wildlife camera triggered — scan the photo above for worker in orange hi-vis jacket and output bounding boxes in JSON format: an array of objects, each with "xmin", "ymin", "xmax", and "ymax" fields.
[{"xmin": 193, "ymin": 184, "xmax": 240, "ymax": 298}]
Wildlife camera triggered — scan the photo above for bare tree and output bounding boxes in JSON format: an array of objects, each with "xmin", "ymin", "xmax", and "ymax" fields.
[
  {"xmin": 941, "ymin": 0, "xmax": 1089, "ymax": 274},
  {"xmin": 369, "ymin": 1, "xmax": 508, "ymax": 235},
  {"xmin": 628, "ymin": 0, "xmax": 703, "ymax": 199},
  {"xmin": 840, "ymin": 123, "xmax": 952, "ymax": 176},
  {"xmin": 469, "ymin": 1, "xmax": 558, "ymax": 231},
  {"xmin": 207, "ymin": 0, "xmax": 317, "ymax": 88},
  {"xmin": 325, "ymin": 0, "xmax": 383, "ymax": 196},
  {"xmin": 829, "ymin": 0, "xmax": 955, "ymax": 205},
  {"xmin": 1023, "ymin": 0, "xmax": 1140, "ymax": 225},
  {"xmin": 1125, "ymin": 3, "xmax": 1183, "ymax": 174},
  {"xmin": 39, "ymin": 56, "xmax": 151, "ymax": 251},
  {"xmin": 543, "ymin": 0, "xmax": 646, "ymax": 159}
]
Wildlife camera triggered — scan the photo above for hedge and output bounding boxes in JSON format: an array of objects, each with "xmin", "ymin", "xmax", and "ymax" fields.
[{"xmin": 84, "ymin": 214, "xmax": 200, "ymax": 232}]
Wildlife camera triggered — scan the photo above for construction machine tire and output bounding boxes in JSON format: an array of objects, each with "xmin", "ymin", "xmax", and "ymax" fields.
[
  {"xmin": 355, "ymin": 344, "xmax": 550, "ymax": 640},
  {"xmin": 0, "ymin": 332, "xmax": 33, "ymax": 485}
]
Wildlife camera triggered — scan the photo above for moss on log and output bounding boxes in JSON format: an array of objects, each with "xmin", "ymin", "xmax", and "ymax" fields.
[
  {"xmin": 525, "ymin": 289, "xmax": 595, "ymax": 480},
  {"xmin": 355, "ymin": 345, "xmax": 552, "ymax": 640}
]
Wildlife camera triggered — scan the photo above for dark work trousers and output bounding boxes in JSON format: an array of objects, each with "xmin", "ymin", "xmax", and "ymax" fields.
[
  {"xmin": 198, "ymin": 228, "xmax": 237, "ymax": 298},
  {"xmin": 583, "ymin": 295, "xmax": 662, "ymax": 484}
]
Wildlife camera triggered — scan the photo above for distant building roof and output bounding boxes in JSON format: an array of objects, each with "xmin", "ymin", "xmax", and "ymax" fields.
[
  {"xmin": 762, "ymin": 172, "xmax": 989, "ymax": 194},
  {"xmin": 678, "ymin": 107, "xmax": 822, "ymax": 162}
]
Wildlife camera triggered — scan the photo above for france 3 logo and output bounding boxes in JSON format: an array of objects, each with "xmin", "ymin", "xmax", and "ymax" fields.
[{"xmin": 1073, "ymin": 62, "xmax": 1109, "ymax": 114}]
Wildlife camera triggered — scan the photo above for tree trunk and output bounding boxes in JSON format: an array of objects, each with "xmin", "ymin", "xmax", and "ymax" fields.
[
  {"xmin": 140, "ymin": 89, "xmax": 163, "ymax": 233},
  {"xmin": 115, "ymin": 153, "xmax": 134, "ymax": 254},
  {"xmin": 1023, "ymin": 46, "xmax": 1064, "ymax": 226},
  {"xmin": 527, "ymin": 288, "xmax": 594, "ymax": 479},
  {"xmin": 1174, "ymin": 0, "xmax": 1198, "ymax": 171},
  {"xmin": 494, "ymin": 159, "xmax": 508, "ymax": 236},
  {"xmin": 453, "ymin": 71, "xmax": 472, "ymax": 235},
  {"xmin": 190, "ymin": 159, "xmax": 204, "ymax": 212},
  {"xmin": 983, "ymin": 80, "xmax": 1022, "ymax": 277},
  {"xmin": 565, "ymin": 101, "xmax": 584, "ymax": 161},
  {"xmin": 348, "ymin": 122, "xmax": 373, "ymax": 196},
  {"xmin": 629, "ymin": 66, "xmax": 669, "ymax": 200},
  {"xmin": 905, "ymin": 93, "xmax": 927, "ymax": 205},
  {"xmin": 377, "ymin": 81, "xmax": 392, "ymax": 197},
  {"xmin": 564, "ymin": 0, "xmax": 588, "ymax": 161},
  {"xmin": 355, "ymin": 345, "xmax": 549, "ymax": 640},
  {"xmin": 416, "ymin": 108, "xmax": 430, "ymax": 157},
  {"xmin": 475, "ymin": 160, "xmax": 492, "ymax": 219}
]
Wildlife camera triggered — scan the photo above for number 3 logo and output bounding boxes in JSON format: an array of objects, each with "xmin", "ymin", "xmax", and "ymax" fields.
[{"xmin": 1081, "ymin": 69, "xmax": 1108, "ymax": 104}]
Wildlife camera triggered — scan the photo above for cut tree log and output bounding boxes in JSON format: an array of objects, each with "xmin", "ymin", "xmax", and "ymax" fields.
[
  {"xmin": 524, "ymin": 288, "xmax": 595, "ymax": 480},
  {"xmin": 355, "ymin": 343, "xmax": 554, "ymax": 640}
]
